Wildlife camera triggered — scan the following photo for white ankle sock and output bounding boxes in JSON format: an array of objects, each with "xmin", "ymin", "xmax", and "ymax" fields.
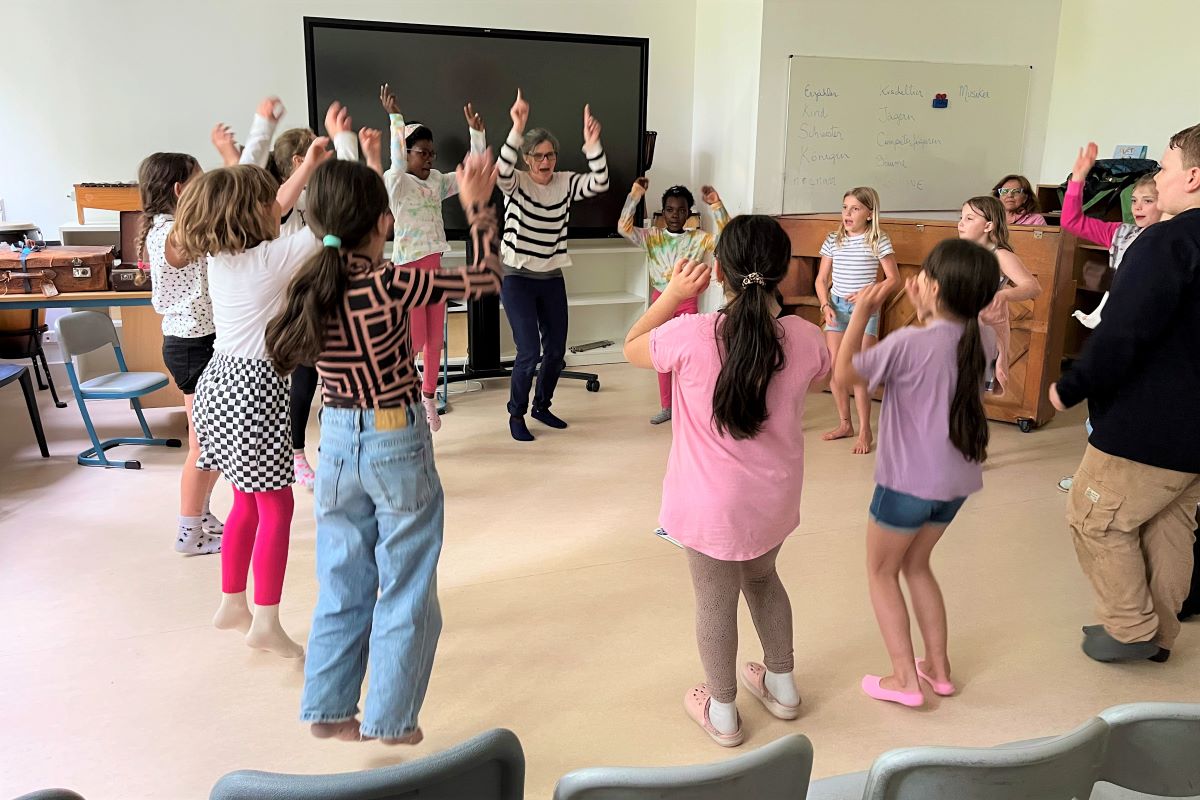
[
  {"xmin": 708, "ymin": 698, "xmax": 738, "ymax": 734},
  {"xmin": 179, "ymin": 515, "xmax": 201, "ymax": 532},
  {"xmin": 765, "ymin": 669, "xmax": 800, "ymax": 706}
]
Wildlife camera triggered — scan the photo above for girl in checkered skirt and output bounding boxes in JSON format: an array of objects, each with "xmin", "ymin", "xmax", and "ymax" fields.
[{"xmin": 167, "ymin": 102, "xmax": 355, "ymax": 659}]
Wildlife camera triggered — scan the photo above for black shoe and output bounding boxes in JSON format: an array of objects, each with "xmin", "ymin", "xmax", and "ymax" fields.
[
  {"xmin": 1179, "ymin": 605, "xmax": 1199, "ymax": 622},
  {"xmin": 509, "ymin": 415, "xmax": 534, "ymax": 442},
  {"xmin": 1149, "ymin": 648, "xmax": 1171, "ymax": 663},
  {"xmin": 1081, "ymin": 627, "xmax": 1162, "ymax": 663},
  {"xmin": 531, "ymin": 406, "xmax": 568, "ymax": 429}
]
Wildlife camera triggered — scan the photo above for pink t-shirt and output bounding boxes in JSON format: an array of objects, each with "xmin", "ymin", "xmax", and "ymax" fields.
[{"xmin": 650, "ymin": 312, "xmax": 830, "ymax": 561}]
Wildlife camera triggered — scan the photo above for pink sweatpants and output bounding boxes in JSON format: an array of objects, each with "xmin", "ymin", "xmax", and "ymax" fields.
[
  {"xmin": 407, "ymin": 253, "xmax": 446, "ymax": 396},
  {"xmin": 651, "ymin": 288, "xmax": 700, "ymax": 409},
  {"xmin": 221, "ymin": 486, "xmax": 295, "ymax": 606}
]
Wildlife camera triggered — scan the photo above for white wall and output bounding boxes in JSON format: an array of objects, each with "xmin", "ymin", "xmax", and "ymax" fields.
[
  {"xmin": 0, "ymin": 0, "xmax": 697, "ymax": 236},
  {"xmin": 1039, "ymin": 0, "xmax": 1200, "ymax": 183},
  {"xmin": 750, "ymin": 0, "xmax": 1062, "ymax": 213}
]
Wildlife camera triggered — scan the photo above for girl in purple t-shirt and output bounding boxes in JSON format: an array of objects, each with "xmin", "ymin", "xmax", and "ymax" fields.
[
  {"xmin": 834, "ymin": 239, "xmax": 1000, "ymax": 709},
  {"xmin": 624, "ymin": 216, "xmax": 830, "ymax": 746}
]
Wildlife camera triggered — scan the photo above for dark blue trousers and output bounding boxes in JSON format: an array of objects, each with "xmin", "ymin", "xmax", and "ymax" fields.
[{"xmin": 501, "ymin": 275, "xmax": 568, "ymax": 416}]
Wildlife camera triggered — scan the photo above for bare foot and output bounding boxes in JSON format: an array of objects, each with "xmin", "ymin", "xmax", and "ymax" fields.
[
  {"xmin": 381, "ymin": 728, "xmax": 424, "ymax": 746},
  {"xmin": 311, "ymin": 720, "xmax": 372, "ymax": 742},
  {"xmin": 852, "ymin": 432, "xmax": 873, "ymax": 455},
  {"xmin": 823, "ymin": 420, "xmax": 854, "ymax": 441},
  {"xmin": 213, "ymin": 592, "xmax": 253, "ymax": 633},
  {"xmin": 879, "ymin": 673, "xmax": 920, "ymax": 694}
]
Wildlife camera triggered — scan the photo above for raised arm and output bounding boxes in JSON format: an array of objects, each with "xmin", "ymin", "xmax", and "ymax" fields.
[
  {"xmin": 359, "ymin": 128, "xmax": 383, "ymax": 176},
  {"xmin": 497, "ymin": 89, "xmax": 528, "ymax": 197},
  {"xmin": 569, "ymin": 103, "xmax": 609, "ymax": 201},
  {"xmin": 701, "ymin": 185, "xmax": 731, "ymax": 237},
  {"xmin": 440, "ymin": 103, "xmax": 489, "ymax": 200},
  {"xmin": 276, "ymin": 134, "xmax": 333, "ymax": 217},
  {"xmin": 618, "ymin": 178, "xmax": 652, "ymax": 246},
  {"xmin": 239, "ymin": 96, "xmax": 284, "ymax": 167},
  {"xmin": 211, "ymin": 123, "xmax": 241, "ymax": 167},
  {"xmin": 1061, "ymin": 142, "xmax": 1122, "ymax": 247}
]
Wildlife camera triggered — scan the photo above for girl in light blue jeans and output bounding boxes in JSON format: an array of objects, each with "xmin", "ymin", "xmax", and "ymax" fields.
[{"xmin": 264, "ymin": 149, "xmax": 503, "ymax": 742}]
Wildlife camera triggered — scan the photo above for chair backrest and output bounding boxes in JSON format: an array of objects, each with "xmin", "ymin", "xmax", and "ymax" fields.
[
  {"xmin": 54, "ymin": 311, "xmax": 120, "ymax": 360},
  {"xmin": 209, "ymin": 728, "xmax": 524, "ymax": 800},
  {"xmin": 552, "ymin": 733, "xmax": 813, "ymax": 800},
  {"xmin": 861, "ymin": 717, "xmax": 1108, "ymax": 800},
  {"xmin": 1097, "ymin": 702, "xmax": 1200, "ymax": 796},
  {"xmin": 11, "ymin": 790, "xmax": 86, "ymax": 800}
]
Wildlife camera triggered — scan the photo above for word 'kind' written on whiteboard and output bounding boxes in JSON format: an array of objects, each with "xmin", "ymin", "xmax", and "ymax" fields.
[{"xmin": 783, "ymin": 56, "xmax": 1031, "ymax": 213}]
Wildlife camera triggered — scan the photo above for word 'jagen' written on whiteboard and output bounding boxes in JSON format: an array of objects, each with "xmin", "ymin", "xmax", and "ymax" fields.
[{"xmin": 784, "ymin": 57, "xmax": 1031, "ymax": 213}]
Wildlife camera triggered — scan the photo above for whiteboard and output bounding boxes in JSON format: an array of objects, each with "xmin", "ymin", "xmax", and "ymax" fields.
[{"xmin": 783, "ymin": 55, "xmax": 1031, "ymax": 213}]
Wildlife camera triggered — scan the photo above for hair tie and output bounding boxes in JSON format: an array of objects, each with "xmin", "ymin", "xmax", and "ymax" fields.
[
  {"xmin": 742, "ymin": 272, "xmax": 765, "ymax": 288},
  {"xmin": 403, "ymin": 123, "xmax": 423, "ymax": 139},
  {"xmin": 322, "ymin": 234, "xmax": 342, "ymax": 249}
]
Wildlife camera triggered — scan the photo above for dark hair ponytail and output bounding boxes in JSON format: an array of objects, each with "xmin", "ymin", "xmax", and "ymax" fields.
[
  {"xmin": 136, "ymin": 152, "xmax": 200, "ymax": 261},
  {"xmin": 266, "ymin": 159, "xmax": 389, "ymax": 375},
  {"xmin": 921, "ymin": 238, "xmax": 1001, "ymax": 462},
  {"xmin": 711, "ymin": 215, "xmax": 791, "ymax": 440}
]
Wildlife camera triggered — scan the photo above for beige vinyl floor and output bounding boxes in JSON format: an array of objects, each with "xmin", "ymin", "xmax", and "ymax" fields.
[{"xmin": 1, "ymin": 362, "xmax": 1196, "ymax": 799}]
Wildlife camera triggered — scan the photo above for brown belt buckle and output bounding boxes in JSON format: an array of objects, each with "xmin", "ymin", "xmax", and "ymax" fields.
[{"xmin": 374, "ymin": 406, "xmax": 409, "ymax": 431}]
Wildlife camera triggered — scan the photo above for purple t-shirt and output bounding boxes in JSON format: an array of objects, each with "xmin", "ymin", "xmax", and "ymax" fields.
[
  {"xmin": 853, "ymin": 319, "xmax": 996, "ymax": 501},
  {"xmin": 651, "ymin": 313, "xmax": 830, "ymax": 560}
]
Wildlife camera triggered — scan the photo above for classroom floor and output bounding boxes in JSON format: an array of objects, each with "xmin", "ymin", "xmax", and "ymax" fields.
[{"xmin": 1, "ymin": 362, "xmax": 1196, "ymax": 799}]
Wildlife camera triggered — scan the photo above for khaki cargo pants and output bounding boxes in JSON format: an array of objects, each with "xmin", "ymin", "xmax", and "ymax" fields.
[{"xmin": 1068, "ymin": 446, "xmax": 1200, "ymax": 650}]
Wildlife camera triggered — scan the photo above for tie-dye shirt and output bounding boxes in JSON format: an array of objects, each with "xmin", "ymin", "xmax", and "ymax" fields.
[
  {"xmin": 386, "ymin": 113, "xmax": 486, "ymax": 265},
  {"xmin": 618, "ymin": 186, "xmax": 730, "ymax": 291}
]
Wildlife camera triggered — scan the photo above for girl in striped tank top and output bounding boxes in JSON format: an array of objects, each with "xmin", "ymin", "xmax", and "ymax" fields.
[
  {"xmin": 815, "ymin": 187, "xmax": 900, "ymax": 455},
  {"xmin": 267, "ymin": 150, "xmax": 503, "ymax": 744}
]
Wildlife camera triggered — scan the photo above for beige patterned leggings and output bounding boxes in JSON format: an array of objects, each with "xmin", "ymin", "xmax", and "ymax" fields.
[{"xmin": 686, "ymin": 544, "xmax": 795, "ymax": 704}]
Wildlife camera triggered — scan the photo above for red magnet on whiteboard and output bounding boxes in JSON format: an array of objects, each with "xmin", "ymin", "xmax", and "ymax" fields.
[{"xmin": 932, "ymin": 93, "xmax": 949, "ymax": 109}]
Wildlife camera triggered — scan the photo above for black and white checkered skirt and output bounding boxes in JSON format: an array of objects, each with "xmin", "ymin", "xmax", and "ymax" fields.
[{"xmin": 193, "ymin": 352, "xmax": 293, "ymax": 492}]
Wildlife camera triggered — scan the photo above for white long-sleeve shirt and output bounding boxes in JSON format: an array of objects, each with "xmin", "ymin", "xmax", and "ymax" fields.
[
  {"xmin": 386, "ymin": 112, "xmax": 486, "ymax": 264},
  {"xmin": 496, "ymin": 129, "xmax": 609, "ymax": 274}
]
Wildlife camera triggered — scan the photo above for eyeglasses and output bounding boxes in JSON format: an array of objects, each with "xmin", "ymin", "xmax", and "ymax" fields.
[
  {"xmin": 996, "ymin": 188, "xmax": 1026, "ymax": 196},
  {"xmin": 410, "ymin": 148, "xmax": 437, "ymax": 159},
  {"xmin": 528, "ymin": 152, "xmax": 558, "ymax": 163}
]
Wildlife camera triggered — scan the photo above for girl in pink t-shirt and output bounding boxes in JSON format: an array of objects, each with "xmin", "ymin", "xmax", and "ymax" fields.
[
  {"xmin": 835, "ymin": 239, "xmax": 1000, "ymax": 709},
  {"xmin": 624, "ymin": 215, "xmax": 830, "ymax": 747}
]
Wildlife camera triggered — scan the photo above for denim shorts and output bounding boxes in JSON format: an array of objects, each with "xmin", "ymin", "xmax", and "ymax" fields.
[
  {"xmin": 869, "ymin": 485, "xmax": 967, "ymax": 534},
  {"xmin": 826, "ymin": 293, "xmax": 880, "ymax": 337}
]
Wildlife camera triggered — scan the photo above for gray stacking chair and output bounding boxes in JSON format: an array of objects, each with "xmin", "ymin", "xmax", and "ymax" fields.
[
  {"xmin": 854, "ymin": 717, "xmax": 1108, "ymax": 800},
  {"xmin": 11, "ymin": 791, "xmax": 86, "ymax": 800},
  {"xmin": 209, "ymin": 728, "xmax": 524, "ymax": 800},
  {"xmin": 553, "ymin": 733, "xmax": 813, "ymax": 800},
  {"xmin": 1091, "ymin": 702, "xmax": 1200, "ymax": 799}
]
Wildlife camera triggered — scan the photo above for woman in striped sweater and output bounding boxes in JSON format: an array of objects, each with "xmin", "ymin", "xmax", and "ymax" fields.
[{"xmin": 497, "ymin": 89, "xmax": 610, "ymax": 441}]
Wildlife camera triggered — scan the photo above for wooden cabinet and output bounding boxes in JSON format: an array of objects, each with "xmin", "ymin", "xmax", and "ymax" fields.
[{"xmin": 774, "ymin": 214, "xmax": 1076, "ymax": 431}]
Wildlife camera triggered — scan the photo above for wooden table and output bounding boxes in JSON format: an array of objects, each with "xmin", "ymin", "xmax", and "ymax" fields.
[{"xmin": 0, "ymin": 290, "xmax": 180, "ymax": 408}]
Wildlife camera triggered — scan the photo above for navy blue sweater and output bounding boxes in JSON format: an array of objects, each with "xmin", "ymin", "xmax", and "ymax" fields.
[{"xmin": 1056, "ymin": 207, "xmax": 1200, "ymax": 473}]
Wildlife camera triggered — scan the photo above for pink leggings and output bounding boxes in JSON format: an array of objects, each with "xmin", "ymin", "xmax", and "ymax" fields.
[
  {"xmin": 407, "ymin": 253, "xmax": 446, "ymax": 396},
  {"xmin": 221, "ymin": 486, "xmax": 295, "ymax": 606},
  {"xmin": 650, "ymin": 288, "xmax": 699, "ymax": 408}
]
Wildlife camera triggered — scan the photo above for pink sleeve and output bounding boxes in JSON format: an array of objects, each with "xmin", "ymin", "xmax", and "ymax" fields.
[
  {"xmin": 1061, "ymin": 181, "xmax": 1121, "ymax": 247},
  {"xmin": 650, "ymin": 314, "xmax": 695, "ymax": 374}
]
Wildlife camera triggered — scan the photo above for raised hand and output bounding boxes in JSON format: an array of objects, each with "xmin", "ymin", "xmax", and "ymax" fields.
[
  {"xmin": 510, "ymin": 89, "xmax": 529, "ymax": 132},
  {"xmin": 463, "ymin": 102, "xmax": 485, "ymax": 132},
  {"xmin": 379, "ymin": 83, "xmax": 400, "ymax": 115},
  {"xmin": 456, "ymin": 148, "xmax": 499, "ymax": 209},
  {"xmin": 256, "ymin": 96, "xmax": 285, "ymax": 121},
  {"xmin": 665, "ymin": 258, "xmax": 711, "ymax": 300},
  {"xmin": 633, "ymin": 177, "xmax": 649, "ymax": 192},
  {"xmin": 852, "ymin": 281, "xmax": 890, "ymax": 316},
  {"xmin": 701, "ymin": 184, "xmax": 721, "ymax": 205},
  {"xmin": 304, "ymin": 136, "xmax": 332, "ymax": 168},
  {"xmin": 583, "ymin": 104, "xmax": 602, "ymax": 148},
  {"xmin": 1072, "ymin": 141, "xmax": 1099, "ymax": 183},
  {"xmin": 211, "ymin": 123, "xmax": 240, "ymax": 166},
  {"xmin": 324, "ymin": 101, "xmax": 352, "ymax": 137},
  {"xmin": 359, "ymin": 128, "xmax": 383, "ymax": 173}
]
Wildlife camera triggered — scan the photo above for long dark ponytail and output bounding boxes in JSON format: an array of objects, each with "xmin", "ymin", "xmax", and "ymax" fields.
[
  {"xmin": 266, "ymin": 160, "xmax": 389, "ymax": 375},
  {"xmin": 711, "ymin": 215, "xmax": 791, "ymax": 440},
  {"xmin": 921, "ymin": 238, "xmax": 1001, "ymax": 462}
]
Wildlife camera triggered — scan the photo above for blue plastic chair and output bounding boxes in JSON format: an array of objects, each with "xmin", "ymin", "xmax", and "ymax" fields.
[{"xmin": 54, "ymin": 311, "xmax": 180, "ymax": 469}]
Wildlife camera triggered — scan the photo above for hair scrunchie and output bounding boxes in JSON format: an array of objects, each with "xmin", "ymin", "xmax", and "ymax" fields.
[
  {"xmin": 322, "ymin": 234, "xmax": 342, "ymax": 249},
  {"xmin": 741, "ymin": 272, "xmax": 765, "ymax": 288}
]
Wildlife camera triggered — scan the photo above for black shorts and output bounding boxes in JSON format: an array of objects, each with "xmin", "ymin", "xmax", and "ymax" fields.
[{"xmin": 162, "ymin": 333, "xmax": 216, "ymax": 395}]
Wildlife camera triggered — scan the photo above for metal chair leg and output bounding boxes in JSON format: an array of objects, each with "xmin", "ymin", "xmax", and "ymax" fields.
[
  {"xmin": 18, "ymin": 369, "xmax": 50, "ymax": 458},
  {"xmin": 37, "ymin": 348, "xmax": 67, "ymax": 408}
]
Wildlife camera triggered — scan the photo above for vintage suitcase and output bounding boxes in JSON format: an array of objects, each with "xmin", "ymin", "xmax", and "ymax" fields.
[
  {"xmin": 0, "ymin": 246, "xmax": 114, "ymax": 296},
  {"xmin": 111, "ymin": 266, "xmax": 152, "ymax": 292}
]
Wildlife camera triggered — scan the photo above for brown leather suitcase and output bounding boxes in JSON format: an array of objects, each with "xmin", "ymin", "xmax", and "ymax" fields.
[
  {"xmin": 0, "ymin": 246, "xmax": 114, "ymax": 296},
  {"xmin": 111, "ymin": 266, "xmax": 152, "ymax": 292}
]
